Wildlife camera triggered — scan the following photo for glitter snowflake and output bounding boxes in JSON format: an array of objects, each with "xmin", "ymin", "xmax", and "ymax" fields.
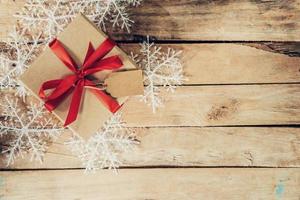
[
  {"xmin": 0, "ymin": 28, "xmax": 41, "ymax": 97},
  {"xmin": 132, "ymin": 37, "xmax": 185, "ymax": 112},
  {"xmin": 0, "ymin": 95, "xmax": 64, "ymax": 166},
  {"xmin": 66, "ymin": 113, "xmax": 138, "ymax": 172},
  {"xmin": 15, "ymin": 0, "xmax": 142, "ymax": 43}
]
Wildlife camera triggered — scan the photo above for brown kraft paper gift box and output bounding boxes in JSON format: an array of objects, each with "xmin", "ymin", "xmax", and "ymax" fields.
[{"xmin": 20, "ymin": 14, "xmax": 144, "ymax": 139}]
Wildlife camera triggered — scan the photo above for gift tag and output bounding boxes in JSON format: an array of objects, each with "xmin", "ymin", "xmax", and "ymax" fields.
[{"xmin": 104, "ymin": 70, "xmax": 144, "ymax": 98}]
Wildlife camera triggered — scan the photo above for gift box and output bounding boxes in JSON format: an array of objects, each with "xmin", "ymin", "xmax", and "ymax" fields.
[{"xmin": 20, "ymin": 14, "xmax": 144, "ymax": 139}]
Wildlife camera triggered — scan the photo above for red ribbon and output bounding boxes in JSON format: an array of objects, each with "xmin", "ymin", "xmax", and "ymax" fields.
[{"xmin": 39, "ymin": 38, "xmax": 123, "ymax": 126}]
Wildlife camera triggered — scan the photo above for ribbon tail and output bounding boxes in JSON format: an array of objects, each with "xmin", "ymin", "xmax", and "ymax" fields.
[
  {"xmin": 49, "ymin": 39, "xmax": 78, "ymax": 72},
  {"xmin": 44, "ymin": 87, "xmax": 74, "ymax": 112},
  {"xmin": 39, "ymin": 79, "xmax": 63, "ymax": 99},
  {"xmin": 85, "ymin": 80, "xmax": 121, "ymax": 113},
  {"xmin": 46, "ymin": 75, "xmax": 77, "ymax": 100},
  {"xmin": 64, "ymin": 80, "xmax": 85, "ymax": 127}
]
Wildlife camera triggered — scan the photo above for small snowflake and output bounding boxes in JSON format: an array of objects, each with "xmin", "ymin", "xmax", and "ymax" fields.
[
  {"xmin": 66, "ymin": 113, "xmax": 138, "ymax": 172},
  {"xmin": 0, "ymin": 95, "xmax": 64, "ymax": 166},
  {"xmin": 132, "ymin": 37, "xmax": 185, "ymax": 112}
]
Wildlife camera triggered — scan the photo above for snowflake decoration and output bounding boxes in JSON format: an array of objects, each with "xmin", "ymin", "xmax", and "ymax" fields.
[
  {"xmin": 15, "ymin": 0, "xmax": 142, "ymax": 43},
  {"xmin": 66, "ymin": 113, "xmax": 138, "ymax": 172},
  {"xmin": 15, "ymin": 0, "xmax": 75, "ymax": 43},
  {"xmin": 132, "ymin": 37, "xmax": 185, "ymax": 112},
  {"xmin": 83, "ymin": 0, "xmax": 142, "ymax": 32},
  {"xmin": 0, "ymin": 28, "xmax": 41, "ymax": 97},
  {"xmin": 0, "ymin": 95, "xmax": 64, "ymax": 166}
]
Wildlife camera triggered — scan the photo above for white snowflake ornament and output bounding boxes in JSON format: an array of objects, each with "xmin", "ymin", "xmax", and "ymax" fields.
[
  {"xmin": 0, "ymin": 28, "xmax": 41, "ymax": 97},
  {"xmin": 132, "ymin": 37, "xmax": 185, "ymax": 112},
  {"xmin": 0, "ymin": 96, "xmax": 64, "ymax": 166},
  {"xmin": 66, "ymin": 113, "xmax": 138, "ymax": 172},
  {"xmin": 15, "ymin": 0, "xmax": 75, "ymax": 43},
  {"xmin": 16, "ymin": 0, "xmax": 143, "ymax": 43}
]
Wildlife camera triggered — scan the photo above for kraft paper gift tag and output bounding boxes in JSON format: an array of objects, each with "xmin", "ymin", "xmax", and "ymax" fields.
[
  {"xmin": 105, "ymin": 70, "xmax": 144, "ymax": 98},
  {"xmin": 20, "ymin": 13, "xmax": 144, "ymax": 139}
]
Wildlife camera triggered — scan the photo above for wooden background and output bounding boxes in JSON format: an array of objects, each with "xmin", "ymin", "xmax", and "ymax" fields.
[{"xmin": 1, "ymin": 0, "xmax": 300, "ymax": 199}]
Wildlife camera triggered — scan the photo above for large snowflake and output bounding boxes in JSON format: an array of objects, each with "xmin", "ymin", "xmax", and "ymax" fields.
[
  {"xmin": 15, "ymin": 0, "xmax": 142, "ymax": 43},
  {"xmin": 132, "ymin": 37, "xmax": 185, "ymax": 112},
  {"xmin": 73, "ymin": 0, "xmax": 142, "ymax": 32},
  {"xmin": 0, "ymin": 95, "xmax": 64, "ymax": 166},
  {"xmin": 66, "ymin": 113, "xmax": 137, "ymax": 172},
  {"xmin": 0, "ymin": 28, "xmax": 41, "ymax": 97},
  {"xmin": 15, "ymin": 0, "xmax": 75, "ymax": 43}
]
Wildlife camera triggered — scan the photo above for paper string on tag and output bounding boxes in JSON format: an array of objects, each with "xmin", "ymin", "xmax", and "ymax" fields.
[{"xmin": 104, "ymin": 70, "xmax": 144, "ymax": 98}]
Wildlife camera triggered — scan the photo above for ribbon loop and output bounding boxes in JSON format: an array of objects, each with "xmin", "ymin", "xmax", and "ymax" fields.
[
  {"xmin": 49, "ymin": 39, "xmax": 78, "ymax": 72},
  {"xmin": 83, "ymin": 38, "xmax": 116, "ymax": 69},
  {"xmin": 39, "ymin": 38, "xmax": 123, "ymax": 126}
]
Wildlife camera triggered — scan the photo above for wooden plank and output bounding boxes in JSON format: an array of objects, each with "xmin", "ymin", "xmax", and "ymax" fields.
[
  {"xmin": 1, "ymin": 168, "xmax": 300, "ymax": 199},
  {"xmin": 0, "ymin": 0, "xmax": 23, "ymax": 40},
  {"xmin": 1, "ymin": 84, "xmax": 300, "ymax": 126},
  {"xmin": 2, "ymin": 43, "xmax": 300, "ymax": 84},
  {"xmin": 126, "ymin": 44, "xmax": 300, "ymax": 84},
  {"xmin": 119, "ymin": 0, "xmax": 300, "ymax": 41},
  {"xmin": 122, "ymin": 84, "xmax": 300, "ymax": 126},
  {"xmin": 244, "ymin": 42, "xmax": 300, "ymax": 57},
  {"xmin": 1, "ymin": 127, "xmax": 300, "ymax": 169},
  {"xmin": 2, "ymin": 1, "xmax": 300, "ymax": 41}
]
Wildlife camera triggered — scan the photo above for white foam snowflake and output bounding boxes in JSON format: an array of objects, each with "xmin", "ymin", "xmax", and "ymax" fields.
[
  {"xmin": 132, "ymin": 37, "xmax": 185, "ymax": 112},
  {"xmin": 66, "ymin": 113, "xmax": 138, "ymax": 172},
  {"xmin": 15, "ymin": 0, "xmax": 74, "ymax": 43},
  {"xmin": 0, "ymin": 95, "xmax": 64, "ymax": 166},
  {"xmin": 72, "ymin": 0, "xmax": 142, "ymax": 32},
  {"xmin": 0, "ymin": 28, "xmax": 41, "ymax": 97},
  {"xmin": 15, "ymin": 0, "xmax": 142, "ymax": 43}
]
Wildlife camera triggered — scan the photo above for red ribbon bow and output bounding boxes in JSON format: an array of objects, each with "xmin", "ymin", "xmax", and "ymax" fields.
[{"xmin": 39, "ymin": 38, "xmax": 123, "ymax": 126}]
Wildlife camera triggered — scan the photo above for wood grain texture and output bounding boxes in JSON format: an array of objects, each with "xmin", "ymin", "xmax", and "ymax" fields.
[
  {"xmin": 1, "ymin": 127, "xmax": 300, "ymax": 169},
  {"xmin": 2, "ymin": 0, "xmax": 300, "ymax": 41},
  {"xmin": 0, "ymin": 0, "xmax": 23, "ymax": 40},
  {"xmin": 127, "ymin": 43, "xmax": 300, "ymax": 84},
  {"xmin": 2, "ymin": 0, "xmax": 300, "ymax": 59},
  {"xmin": 244, "ymin": 42, "xmax": 300, "ymax": 57},
  {"xmin": 121, "ymin": 84, "xmax": 300, "ymax": 126},
  {"xmin": 1, "ymin": 168, "xmax": 300, "ymax": 200},
  {"xmin": 118, "ymin": 0, "xmax": 300, "ymax": 41},
  {"xmin": 2, "ymin": 84, "xmax": 300, "ymax": 127},
  {"xmin": 1, "ymin": 1, "xmax": 300, "ymax": 199},
  {"xmin": 2, "ymin": 43, "xmax": 300, "ymax": 84}
]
